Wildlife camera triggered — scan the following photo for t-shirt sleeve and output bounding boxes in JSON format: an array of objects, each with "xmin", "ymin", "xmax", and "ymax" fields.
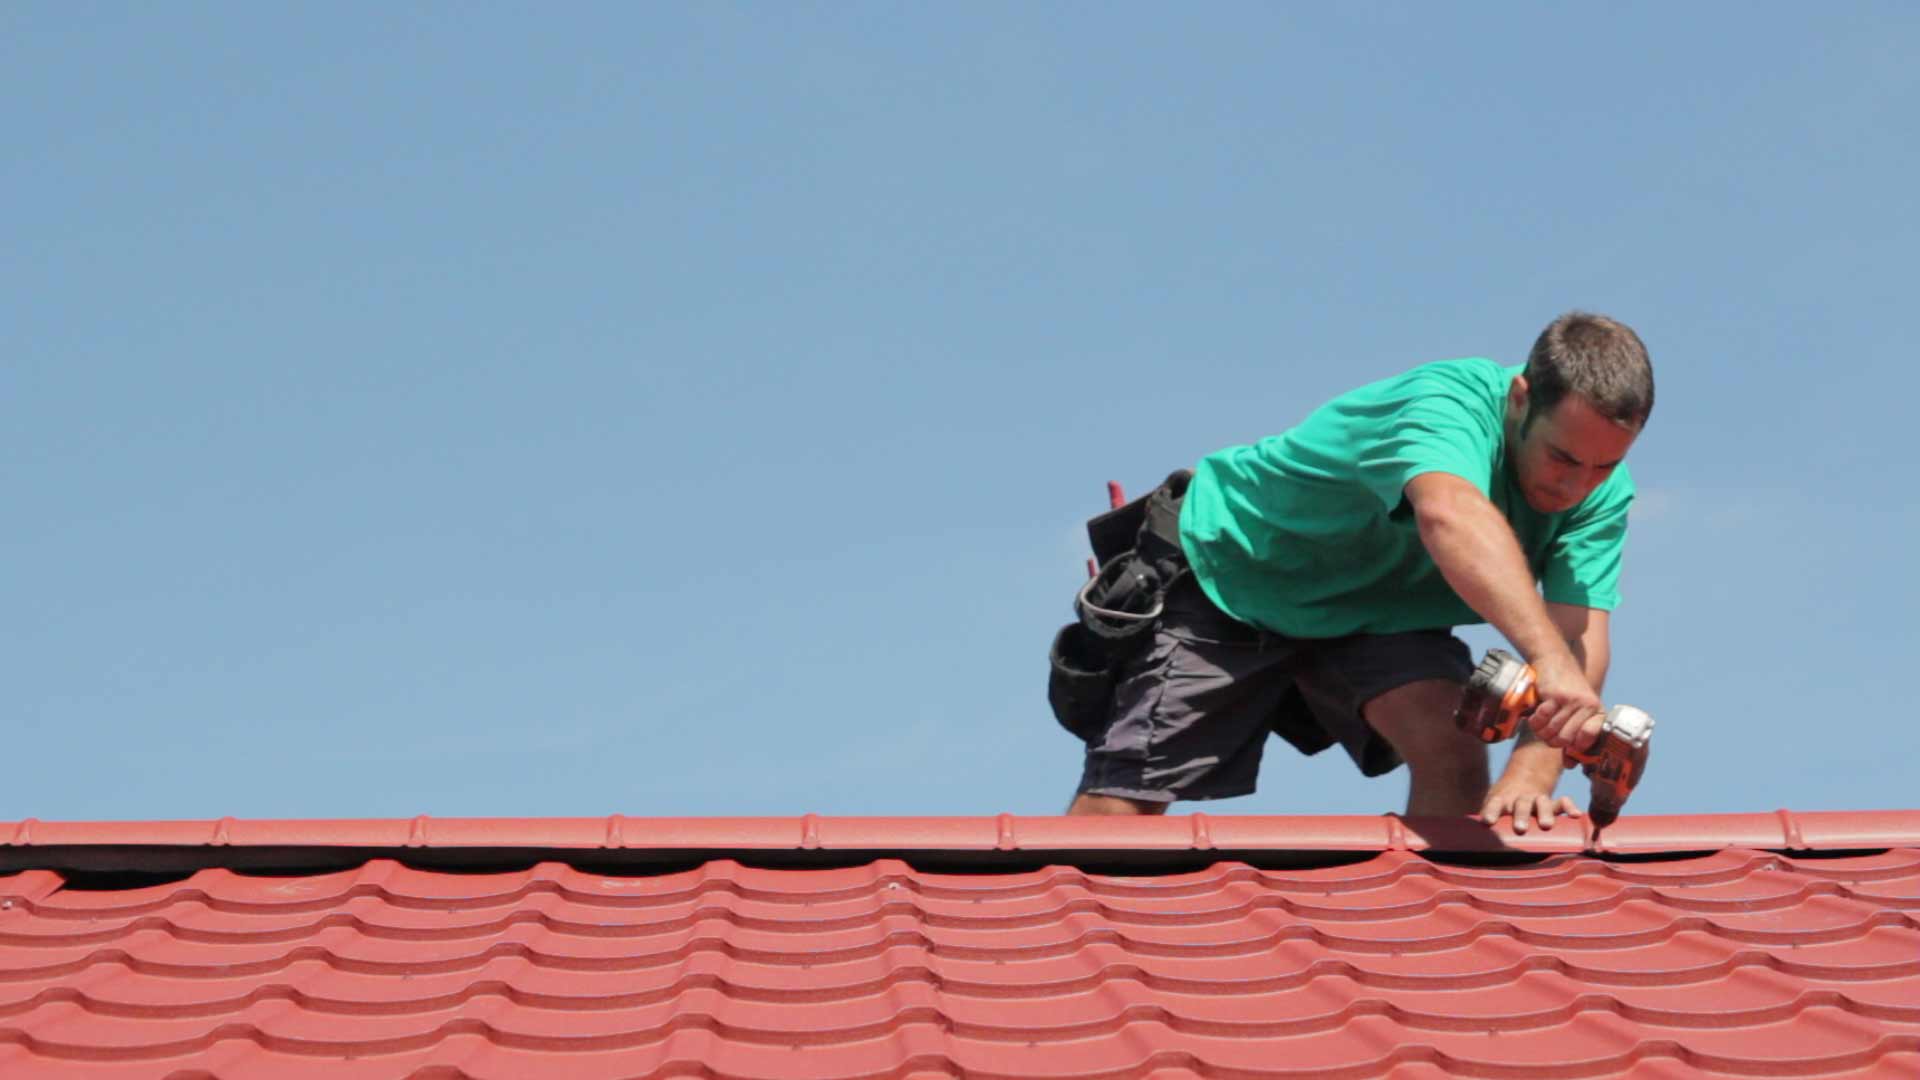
[
  {"xmin": 1353, "ymin": 374, "xmax": 1501, "ymax": 512},
  {"xmin": 1541, "ymin": 466, "xmax": 1635, "ymax": 610}
]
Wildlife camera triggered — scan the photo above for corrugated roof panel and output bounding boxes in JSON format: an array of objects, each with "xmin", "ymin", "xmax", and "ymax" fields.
[{"xmin": 3, "ymin": 817, "xmax": 1920, "ymax": 1077}]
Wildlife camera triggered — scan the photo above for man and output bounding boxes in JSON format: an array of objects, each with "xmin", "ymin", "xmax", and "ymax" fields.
[{"xmin": 1067, "ymin": 312, "xmax": 1653, "ymax": 831}]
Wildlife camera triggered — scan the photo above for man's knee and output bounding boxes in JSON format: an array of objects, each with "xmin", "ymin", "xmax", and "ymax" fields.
[
  {"xmin": 1067, "ymin": 792, "xmax": 1171, "ymax": 816},
  {"xmin": 1364, "ymin": 679, "xmax": 1489, "ymax": 779}
]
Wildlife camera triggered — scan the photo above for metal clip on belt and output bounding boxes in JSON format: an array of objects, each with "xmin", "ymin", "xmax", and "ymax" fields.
[{"xmin": 1076, "ymin": 575, "xmax": 1163, "ymax": 623}]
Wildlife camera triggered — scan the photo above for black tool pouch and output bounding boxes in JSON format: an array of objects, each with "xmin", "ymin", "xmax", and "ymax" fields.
[{"xmin": 1047, "ymin": 470, "xmax": 1192, "ymax": 741}]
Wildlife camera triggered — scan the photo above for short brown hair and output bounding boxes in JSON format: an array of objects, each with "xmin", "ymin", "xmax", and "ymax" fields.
[{"xmin": 1525, "ymin": 311, "xmax": 1654, "ymax": 429}]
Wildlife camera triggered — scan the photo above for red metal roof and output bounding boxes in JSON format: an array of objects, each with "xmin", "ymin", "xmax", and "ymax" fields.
[{"xmin": 3, "ymin": 812, "xmax": 1918, "ymax": 1078}]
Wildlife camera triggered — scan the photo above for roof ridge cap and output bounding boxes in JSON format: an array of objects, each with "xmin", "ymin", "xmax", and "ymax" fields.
[{"xmin": 3, "ymin": 810, "xmax": 1916, "ymax": 855}]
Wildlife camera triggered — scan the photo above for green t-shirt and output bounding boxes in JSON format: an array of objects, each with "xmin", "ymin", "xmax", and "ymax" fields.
[{"xmin": 1178, "ymin": 357, "xmax": 1634, "ymax": 638}]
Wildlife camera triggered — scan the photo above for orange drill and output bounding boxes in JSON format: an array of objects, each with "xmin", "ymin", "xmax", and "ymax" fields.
[{"xmin": 1453, "ymin": 649, "xmax": 1655, "ymax": 828}]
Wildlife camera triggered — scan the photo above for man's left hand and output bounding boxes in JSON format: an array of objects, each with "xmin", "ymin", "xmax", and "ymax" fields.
[
  {"xmin": 1480, "ymin": 749, "xmax": 1580, "ymax": 834},
  {"xmin": 1481, "ymin": 786, "xmax": 1580, "ymax": 833}
]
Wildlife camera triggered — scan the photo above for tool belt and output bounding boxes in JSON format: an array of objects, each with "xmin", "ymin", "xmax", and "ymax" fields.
[{"xmin": 1047, "ymin": 469, "xmax": 1192, "ymax": 740}]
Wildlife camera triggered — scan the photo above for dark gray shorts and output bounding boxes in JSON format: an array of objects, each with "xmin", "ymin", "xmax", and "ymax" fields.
[{"xmin": 1077, "ymin": 575, "xmax": 1473, "ymax": 803}]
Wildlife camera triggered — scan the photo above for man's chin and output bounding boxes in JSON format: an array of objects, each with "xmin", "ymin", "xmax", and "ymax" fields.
[{"xmin": 1527, "ymin": 490, "xmax": 1576, "ymax": 513}]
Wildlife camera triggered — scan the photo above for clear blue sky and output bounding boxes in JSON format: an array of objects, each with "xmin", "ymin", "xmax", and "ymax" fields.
[{"xmin": 6, "ymin": 5, "xmax": 1915, "ymax": 821}]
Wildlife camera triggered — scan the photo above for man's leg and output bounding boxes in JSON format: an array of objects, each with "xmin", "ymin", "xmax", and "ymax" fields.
[
  {"xmin": 1362, "ymin": 678, "xmax": 1490, "ymax": 816},
  {"xmin": 1066, "ymin": 792, "xmax": 1169, "ymax": 815},
  {"xmin": 1069, "ymin": 579, "xmax": 1297, "ymax": 816}
]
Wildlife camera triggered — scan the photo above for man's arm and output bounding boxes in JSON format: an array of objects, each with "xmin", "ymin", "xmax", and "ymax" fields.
[
  {"xmin": 1482, "ymin": 604, "xmax": 1611, "ymax": 831},
  {"xmin": 1548, "ymin": 602, "xmax": 1610, "ymax": 693},
  {"xmin": 1403, "ymin": 472, "xmax": 1608, "ymax": 753},
  {"xmin": 1514, "ymin": 603, "xmax": 1611, "ymax": 755}
]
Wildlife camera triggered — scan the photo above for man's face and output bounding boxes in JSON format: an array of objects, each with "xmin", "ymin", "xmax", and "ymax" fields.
[{"xmin": 1506, "ymin": 378, "xmax": 1640, "ymax": 514}]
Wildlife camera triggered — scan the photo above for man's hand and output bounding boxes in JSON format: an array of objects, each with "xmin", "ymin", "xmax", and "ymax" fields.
[
  {"xmin": 1524, "ymin": 652, "xmax": 1606, "ymax": 753},
  {"xmin": 1480, "ymin": 744, "xmax": 1580, "ymax": 833}
]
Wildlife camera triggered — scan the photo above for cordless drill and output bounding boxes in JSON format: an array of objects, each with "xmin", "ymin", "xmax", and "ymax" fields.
[{"xmin": 1453, "ymin": 649, "xmax": 1655, "ymax": 828}]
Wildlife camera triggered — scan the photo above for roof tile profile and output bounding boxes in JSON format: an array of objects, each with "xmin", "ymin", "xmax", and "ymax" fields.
[{"xmin": 2, "ymin": 812, "xmax": 1917, "ymax": 1078}]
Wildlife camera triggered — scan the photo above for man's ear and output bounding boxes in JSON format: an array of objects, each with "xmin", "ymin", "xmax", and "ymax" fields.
[{"xmin": 1506, "ymin": 375, "xmax": 1530, "ymax": 420}]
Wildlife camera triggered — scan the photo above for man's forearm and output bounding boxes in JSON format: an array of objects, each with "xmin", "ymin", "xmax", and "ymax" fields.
[
  {"xmin": 1508, "ymin": 612, "xmax": 1611, "ymax": 771},
  {"xmin": 1412, "ymin": 483, "xmax": 1577, "ymax": 670},
  {"xmin": 1566, "ymin": 633, "xmax": 1609, "ymax": 695}
]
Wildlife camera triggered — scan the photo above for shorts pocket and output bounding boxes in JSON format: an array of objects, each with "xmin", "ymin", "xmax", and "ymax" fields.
[{"xmin": 1048, "ymin": 622, "xmax": 1122, "ymax": 741}]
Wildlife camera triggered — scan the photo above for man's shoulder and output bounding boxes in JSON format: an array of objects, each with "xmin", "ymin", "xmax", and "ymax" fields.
[
  {"xmin": 1326, "ymin": 356, "xmax": 1512, "ymax": 411},
  {"xmin": 1396, "ymin": 356, "xmax": 1513, "ymax": 393}
]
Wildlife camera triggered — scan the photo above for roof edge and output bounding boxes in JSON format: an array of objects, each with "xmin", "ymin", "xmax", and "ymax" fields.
[{"xmin": 5, "ymin": 810, "xmax": 1916, "ymax": 856}]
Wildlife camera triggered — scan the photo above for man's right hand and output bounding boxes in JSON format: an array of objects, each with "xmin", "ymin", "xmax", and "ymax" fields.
[{"xmin": 1524, "ymin": 653, "xmax": 1606, "ymax": 754}]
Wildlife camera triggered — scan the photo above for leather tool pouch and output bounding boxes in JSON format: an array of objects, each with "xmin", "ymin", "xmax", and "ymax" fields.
[{"xmin": 1048, "ymin": 469, "xmax": 1192, "ymax": 741}]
